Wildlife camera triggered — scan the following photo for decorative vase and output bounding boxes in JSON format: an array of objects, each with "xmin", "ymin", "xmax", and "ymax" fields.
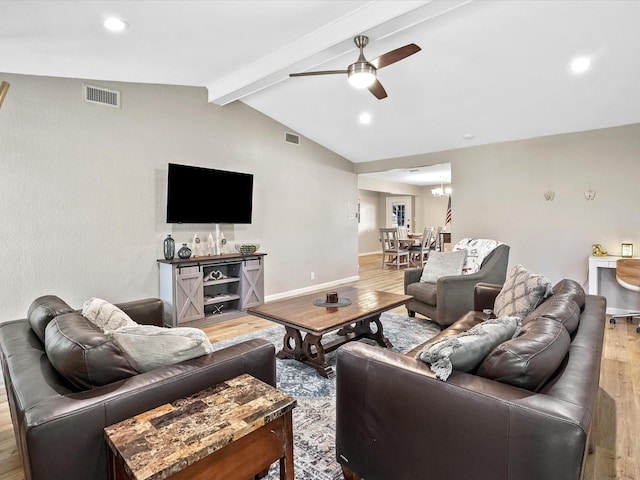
[
  {"xmin": 163, "ymin": 234, "xmax": 175, "ymax": 260},
  {"xmin": 178, "ymin": 243, "xmax": 192, "ymax": 259}
]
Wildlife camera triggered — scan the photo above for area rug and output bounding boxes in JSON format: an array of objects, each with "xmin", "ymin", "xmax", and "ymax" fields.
[{"xmin": 211, "ymin": 312, "xmax": 441, "ymax": 480}]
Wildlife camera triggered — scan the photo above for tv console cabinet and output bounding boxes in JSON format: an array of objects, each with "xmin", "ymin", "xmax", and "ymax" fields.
[{"xmin": 157, "ymin": 253, "xmax": 266, "ymax": 327}]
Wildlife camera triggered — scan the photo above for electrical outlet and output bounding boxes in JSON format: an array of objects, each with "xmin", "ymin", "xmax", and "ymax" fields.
[{"xmin": 311, "ymin": 272, "xmax": 315, "ymax": 280}]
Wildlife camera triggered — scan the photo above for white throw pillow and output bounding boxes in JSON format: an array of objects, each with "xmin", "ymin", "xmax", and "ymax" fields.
[
  {"xmin": 493, "ymin": 265, "xmax": 553, "ymax": 319},
  {"xmin": 418, "ymin": 316, "xmax": 521, "ymax": 381},
  {"xmin": 82, "ymin": 298, "xmax": 138, "ymax": 331},
  {"xmin": 110, "ymin": 325, "xmax": 214, "ymax": 373},
  {"xmin": 420, "ymin": 250, "xmax": 467, "ymax": 283},
  {"xmin": 453, "ymin": 238, "xmax": 502, "ymax": 275}
]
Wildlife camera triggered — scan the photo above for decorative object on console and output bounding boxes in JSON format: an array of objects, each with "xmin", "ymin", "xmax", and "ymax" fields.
[
  {"xmin": 207, "ymin": 232, "xmax": 216, "ymax": 256},
  {"xmin": 621, "ymin": 243, "xmax": 633, "ymax": 257},
  {"xmin": 584, "ymin": 183, "xmax": 596, "ymax": 200},
  {"xmin": 236, "ymin": 243, "xmax": 260, "ymax": 255},
  {"xmin": 177, "ymin": 243, "xmax": 192, "ymax": 259},
  {"xmin": 592, "ymin": 244, "xmax": 607, "ymax": 256},
  {"xmin": 203, "ymin": 270, "xmax": 227, "ymax": 281},
  {"xmin": 163, "ymin": 234, "xmax": 175, "ymax": 260},
  {"xmin": 192, "ymin": 233, "xmax": 203, "ymax": 257}
]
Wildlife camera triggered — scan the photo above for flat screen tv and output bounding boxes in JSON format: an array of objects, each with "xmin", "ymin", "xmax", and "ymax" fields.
[{"xmin": 166, "ymin": 163, "xmax": 253, "ymax": 224}]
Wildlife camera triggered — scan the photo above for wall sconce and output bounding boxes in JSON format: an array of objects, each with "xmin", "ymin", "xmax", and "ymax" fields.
[
  {"xmin": 543, "ymin": 190, "xmax": 555, "ymax": 201},
  {"xmin": 0, "ymin": 81, "xmax": 10, "ymax": 109},
  {"xmin": 584, "ymin": 183, "xmax": 596, "ymax": 201}
]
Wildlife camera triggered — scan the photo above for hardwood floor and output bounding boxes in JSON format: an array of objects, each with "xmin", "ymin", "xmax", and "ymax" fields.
[{"xmin": 0, "ymin": 255, "xmax": 638, "ymax": 479}]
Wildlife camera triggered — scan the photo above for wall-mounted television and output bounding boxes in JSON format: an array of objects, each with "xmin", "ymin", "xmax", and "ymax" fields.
[{"xmin": 166, "ymin": 163, "xmax": 253, "ymax": 224}]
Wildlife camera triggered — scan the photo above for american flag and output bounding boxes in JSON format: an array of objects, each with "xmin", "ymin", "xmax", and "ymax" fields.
[{"xmin": 445, "ymin": 195, "xmax": 451, "ymax": 225}]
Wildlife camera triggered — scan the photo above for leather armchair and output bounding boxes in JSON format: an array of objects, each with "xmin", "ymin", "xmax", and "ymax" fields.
[
  {"xmin": 404, "ymin": 243, "xmax": 510, "ymax": 326},
  {"xmin": 0, "ymin": 296, "xmax": 276, "ymax": 480}
]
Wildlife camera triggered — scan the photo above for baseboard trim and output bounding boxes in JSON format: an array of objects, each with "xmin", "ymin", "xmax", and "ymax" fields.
[
  {"xmin": 358, "ymin": 251, "xmax": 380, "ymax": 256},
  {"xmin": 265, "ymin": 275, "xmax": 361, "ymax": 303}
]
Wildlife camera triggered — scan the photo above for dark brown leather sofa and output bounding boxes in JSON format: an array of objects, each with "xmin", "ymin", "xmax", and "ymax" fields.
[
  {"xmin": 0, "ymin": 295, "xmax": 275, "ymax": 480},
  {"xmin": 336, "ymin": 280, "xmax": 606, "ymax": 480}
]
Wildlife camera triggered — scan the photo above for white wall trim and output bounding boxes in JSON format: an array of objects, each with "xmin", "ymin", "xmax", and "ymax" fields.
[
  {"xmin": 359, "ymin": 251, "xmax": 380, "ymax": 256},
  {"xmin": 265, "ymin": 275, "xmax": 360, "ymax": 302}
]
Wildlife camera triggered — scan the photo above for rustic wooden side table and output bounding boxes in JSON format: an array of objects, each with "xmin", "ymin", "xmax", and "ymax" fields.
[{"xmin": 104, "ymin": 374, "xmax": 296, "ymax": 480}]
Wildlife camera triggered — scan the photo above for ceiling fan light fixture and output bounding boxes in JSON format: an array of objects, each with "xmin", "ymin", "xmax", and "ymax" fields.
[{"xmin": 348, "ymin": 63, "xmax": 376, "ymax": 89}]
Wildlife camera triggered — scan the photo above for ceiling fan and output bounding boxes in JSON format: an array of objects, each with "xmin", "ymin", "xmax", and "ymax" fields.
[{"xmin": 289, "ymin": 35, "xmax": 421, "ymax": 100}]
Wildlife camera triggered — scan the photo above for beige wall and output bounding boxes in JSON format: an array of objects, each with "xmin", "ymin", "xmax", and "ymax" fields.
[
  {"xmin": 0, "ymin": 73, "xmax": 358, "ymax": 319},
  {"xmin": 3, "ymin": 72, "xmax": 639, "ymax": 319},
  {"xmin": 359, "ymin": 123, "xmax": 640, "ymax": 285}
]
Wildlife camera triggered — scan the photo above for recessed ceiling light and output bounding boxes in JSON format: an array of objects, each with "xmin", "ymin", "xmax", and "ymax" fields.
[
  {"xmin": 359, "ymin": 113, "xmax": 372, "ymax": 125},
  {"xmin": 570, "ymin": 56, "xmax": 591, "ymax": 74},
  {"xmin": 104, "ymin": 17, "xmax": 128, "ymax": 32},
  {"xmin": 462, "ymin": 133, "xmax": 474, "ymax": 140}
]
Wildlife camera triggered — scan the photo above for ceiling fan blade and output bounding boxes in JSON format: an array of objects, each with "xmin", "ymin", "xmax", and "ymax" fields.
[
  {"xmin": 370, "ymin": 43, "xmax": 421, "ymax": 70},
  {"xmin": 368, "ymin": 79, "xmax": 387, "ymax": 100},
  {"xmin": 289, "ymin": 70, "xmax": 348, "ymax": 77}
]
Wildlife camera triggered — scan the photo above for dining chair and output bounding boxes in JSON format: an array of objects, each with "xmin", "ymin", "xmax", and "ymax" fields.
[
  {"xmin": 397, "ymin": 226, "xmax": 409, "ymax": 239},
  {"xmin": 609, "ymin": 258, "xmax": 640, "ymax": 333},
  {"xmin": 380, "ymin": 227, "xmax": 410, "ymax": 269},
  {"xmin": 408, "ymin": 226, "xmax": 434, "ymax": 267},
  {"xmin": 435, "ymin": 226, "xmax": 446, "ymax": 251}
]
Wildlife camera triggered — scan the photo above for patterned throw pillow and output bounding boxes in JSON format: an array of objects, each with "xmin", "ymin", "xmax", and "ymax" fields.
[
  {"xmin": 453, "ymin": 238, "xmax": 503, "ymax": 274},
  {"xmin": 493, "ymin": 265, "xmax": 553, "ymax": 319}
]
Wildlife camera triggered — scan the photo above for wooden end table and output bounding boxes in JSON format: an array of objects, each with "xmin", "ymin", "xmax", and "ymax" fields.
[
  {"xmin": 104, "ymin": 374, "xmax": 296, "ymax": 480},
  {"xmin": 247, "ymin": 286, "xmax": 412, "ymax": 377}
]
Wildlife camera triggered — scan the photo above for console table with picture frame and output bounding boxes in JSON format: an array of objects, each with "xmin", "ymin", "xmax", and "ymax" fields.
[{"xmin": 158, "ymin": 252, "xmax": 266, "ymax": 327}]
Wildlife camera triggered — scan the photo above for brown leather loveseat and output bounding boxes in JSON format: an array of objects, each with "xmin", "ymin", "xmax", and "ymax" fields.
[
  {"xmin": 0, "ymin": 295, "xmax": 275, "ymax": 480},
  {"xmin": 336, "ymin": 279, "xmax": 606, "ymax": 480}
]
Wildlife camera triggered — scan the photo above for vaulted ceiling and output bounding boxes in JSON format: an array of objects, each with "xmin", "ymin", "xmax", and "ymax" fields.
[{"xmin": 2, "ymin": 1, "xmax": 639, "ymax": 185}]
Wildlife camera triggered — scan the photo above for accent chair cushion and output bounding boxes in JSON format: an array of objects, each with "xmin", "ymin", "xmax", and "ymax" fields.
[
  {"xmin": 109, "ymin": 325, "xmax": 214, "ymax": 373},
  {"xmin": 420, "ymin": 249, "xmax": 467, "ymax": 283},
  {"xmin": 494, "ymin": 265, "xmax": 553, "ymax": 319},
  {"xmin": 477, "ymin": 317, "xmax": 570, "ymax": 391},
  {"xmin": 28, "ymin": 295, "xmax": 75, "ymax": 344},
  {"xmin": 417, "ymin": 316, "xmax": 520, "ymax": 381},
  {"xmin": 406, "ymin": 281, "xmax": 437, "ymax": 306},
  {"xmin": 82, "ymin": 297, "xmax": 138, "ymax": 331}
]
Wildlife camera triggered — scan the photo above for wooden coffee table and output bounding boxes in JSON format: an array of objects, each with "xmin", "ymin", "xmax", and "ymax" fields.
[{"xmin": 247, "ymin": 286, "xmax": 412, "ymax": 377}]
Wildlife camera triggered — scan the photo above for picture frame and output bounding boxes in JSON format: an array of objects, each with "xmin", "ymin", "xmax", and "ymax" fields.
[{"xmin": 621, "ymin": 243, "xmax": 633, "ymax": 258}]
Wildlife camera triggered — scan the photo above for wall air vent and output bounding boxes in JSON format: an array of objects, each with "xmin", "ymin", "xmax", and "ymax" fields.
[
  {"xmin": 83, "ymin": 84, "xmax": 121, "ymax": 108},
  {"xmin": 285, "ymin": 132, "xmax": 300, "ymax": 146}
]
